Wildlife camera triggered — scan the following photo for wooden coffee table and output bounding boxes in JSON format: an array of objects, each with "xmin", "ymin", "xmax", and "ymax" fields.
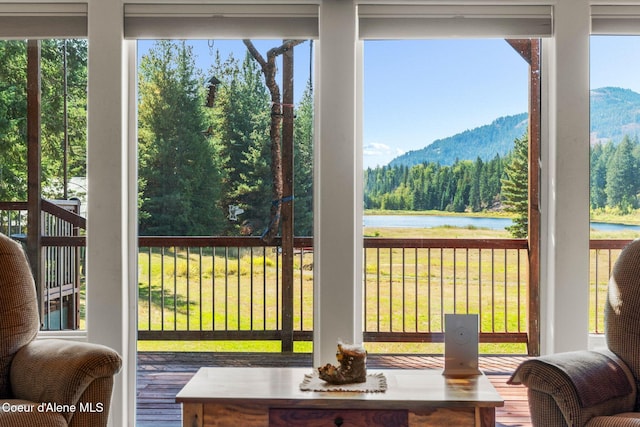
[{"xmin": 176, "ymin": 367, "xmax": 503, "ymax": 427}]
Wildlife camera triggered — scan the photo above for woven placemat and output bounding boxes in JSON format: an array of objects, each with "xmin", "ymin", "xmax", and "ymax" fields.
[{"xmin": 300, "ymin": 372, "xmax": 387, "ymax": 392}]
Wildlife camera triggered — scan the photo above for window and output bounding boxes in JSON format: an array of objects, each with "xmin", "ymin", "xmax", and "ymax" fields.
[
  {"xmin": 358, "ymin": 3, "xmax": 547, "ymax": 355},
  {"xmin": 0, "ymin": 4, "xmax": 87, "ymax": 331},
  {"xmin": 589, "ymin": 34, "xmax": 640, "ymax": 239},
  {"xmin": 363, "ymin": 39, "xmax": 531, "ymax": 233},
  {"xmin": 128, "ymin": 4, "xmax": 317, "ymax": 353}
]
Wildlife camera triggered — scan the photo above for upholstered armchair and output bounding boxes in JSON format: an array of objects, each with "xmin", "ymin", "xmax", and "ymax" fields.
[
  {"xmin": 509, "ymin": 238, "xmax": 640, "ymax": 427},
  {"xmin": 0, "ymin": 233, "xmax": 122, "ymax": 426}
]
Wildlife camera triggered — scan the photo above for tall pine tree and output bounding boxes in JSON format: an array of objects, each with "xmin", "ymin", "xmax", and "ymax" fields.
[
  {"xmin": 501, "ymin": 134, "xmax": 528, "ymax": 238},
  {"xmin": 209, "ymin": 52, "xmax": 271, "ymax": 235},
  {"xmin": 138, "ymin": 40, "xmax": 224, "ymax": 236},
  {"xmin": 605, "ymin": 135, "xmax": 638, "ymax": 213},
  {"xmin": 293, "ymin": 79, "xmax": 314, "ymax": 236}
]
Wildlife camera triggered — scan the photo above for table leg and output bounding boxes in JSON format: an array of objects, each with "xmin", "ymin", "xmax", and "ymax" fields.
[
  {"xmin": 182, "ymin": 403, "xmax": 203, "ymax": 427},
  {"xmin": 476, "ymin": 407, "xmax": 495, "ymax": 427}
]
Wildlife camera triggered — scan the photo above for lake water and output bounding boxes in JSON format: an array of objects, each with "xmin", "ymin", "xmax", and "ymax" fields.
[{"xmin": 363, "ymin": 215, "xmax": 640, "ymax": 232}]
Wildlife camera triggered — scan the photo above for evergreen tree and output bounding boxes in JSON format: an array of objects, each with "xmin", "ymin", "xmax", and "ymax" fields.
[
  {"xmin": 605, "ymin": 135, "xmax": 638, "ymax": 212},
  {"xmin": 590, "ymin": 143, "xmax": 607, "ymax": 209},
  {"xmin": 0, "ymin": 41, "xmax": 28, "ymax": 201},
  {"xmin": 483, "ymin": 153, "xmax": 503, "ymax": 209},
  {"xmin": 293, "ymin": 79, "xmax": 314, "ymax": 236},
  {"xmin": 138, "ymin": 40, "xmax": 224, "ymax": 236},
  {"xmin": 501, "ymin": 134, "xmax": 528, "ymax": 238},
  {"xmin": 469, "ymin": 157, "xmax": 483, "ymax": 212},
  {"xmin": 210, "ymin": 52, "xmax": 271, "ymax": 235},
  {"xmin": 0, "ymin": 40, "xmax": 88, "ymax": 202}
]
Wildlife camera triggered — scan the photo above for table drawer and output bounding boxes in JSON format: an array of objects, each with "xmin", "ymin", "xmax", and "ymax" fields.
[{"xmin": 269, "ymin": 408, "xmax": 408, "ymax": 427}]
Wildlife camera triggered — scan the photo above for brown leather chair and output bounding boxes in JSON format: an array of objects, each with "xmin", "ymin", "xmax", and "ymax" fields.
[
  {"xmin": 509, "ymin": 239, "xmax": 640, "ymax": 427},
  {"xmin": 0, "ymin": 233, "xmax": 122, "ymax": 426}
]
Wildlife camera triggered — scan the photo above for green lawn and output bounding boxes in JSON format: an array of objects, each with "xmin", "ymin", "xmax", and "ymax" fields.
[{"xmin": 137, "ymin": 219, "xmax": 639, "ymax": 354}]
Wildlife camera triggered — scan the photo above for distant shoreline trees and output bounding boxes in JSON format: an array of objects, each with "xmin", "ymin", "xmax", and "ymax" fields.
[
  {"xmin": 364, "ymin": 152, "xmax": 506, "ymax": 213},
  {"xmin": 365, "ymin": 132, "xmax": 640, "ymax": 237}
]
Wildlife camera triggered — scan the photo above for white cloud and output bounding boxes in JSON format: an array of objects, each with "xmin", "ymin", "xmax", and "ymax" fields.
[{"xmin": 363, "ymin": 142, "xmax": 405, "ymax": 169}]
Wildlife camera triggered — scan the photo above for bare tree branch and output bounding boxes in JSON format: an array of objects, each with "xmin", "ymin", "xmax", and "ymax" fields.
[{"xmin": 242, "ymin": 39, "xmax": 305, "ymax": 244}]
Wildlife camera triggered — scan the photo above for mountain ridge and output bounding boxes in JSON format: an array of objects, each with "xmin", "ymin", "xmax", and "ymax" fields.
[{"xmin": 386, "ymin": 86, "xmax": 640, "ymax": 168}]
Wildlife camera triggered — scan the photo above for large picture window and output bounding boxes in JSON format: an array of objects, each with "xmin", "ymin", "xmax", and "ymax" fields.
[
  {"xmin": 357, "ymin": 2, "xmax": 547, "ymax": 355},
  {"xmin": 128, "ymin": 4, "xmax": 318, "ymax": 354},
  {"xmin": 0, "ymin": 4, "xmax": 88, "ymax": 332},
  {"xmin": 589, "ymin": 36, "xmax": 640, "ymax": 238}
]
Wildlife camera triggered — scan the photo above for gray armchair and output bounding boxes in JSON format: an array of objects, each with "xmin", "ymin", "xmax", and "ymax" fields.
[
  {"xmin": 0, "ymin": 233, "xmax": 122, "ymax": 426},
  {"xmin": 509, "ymin": 239, "xmax": 640, "ymax": 426}
]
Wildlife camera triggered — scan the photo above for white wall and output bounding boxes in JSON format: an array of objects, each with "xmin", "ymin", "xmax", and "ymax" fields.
[
  {"xmin": 540, "ymin": 0, "xmax": 591, "ymax": 354},
  {"xmin": 314, "ymin": 0, "xmax": 363, "ymax": 367},
  {"xmin": 8, "ymin": 0, "xmax": 597, "ymax": 424},
  {"xmin": 86, "ymin": 1, "xmax": 131, "ymax": 425}
]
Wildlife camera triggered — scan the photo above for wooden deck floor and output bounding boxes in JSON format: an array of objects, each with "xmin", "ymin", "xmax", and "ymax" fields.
[{"xmin": 137, "ymin": 352, "xmax": 532, "ymax": 427}]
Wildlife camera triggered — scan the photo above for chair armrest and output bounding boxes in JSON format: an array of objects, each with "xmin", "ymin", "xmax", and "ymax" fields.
[
  {"xmin": 9, "ymin": 339, "xmax": 122, "ymax": 421},
  {"xmin": 509, "ymin": 350, "xmax": 636, "ymax": 426}
]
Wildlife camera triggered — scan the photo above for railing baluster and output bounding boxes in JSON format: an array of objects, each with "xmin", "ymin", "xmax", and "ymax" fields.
[
  {"xmin": 199, "ymin": 247, "xmax": 203, "ymax": 331},
  {"xmin": 237, "ymin": 246, "xmax": 241, "ymax": 331},
  {"xmin": 161, "ymin": 247, "xmax": 165, "ymax": 331},
  {"xmin": 517, "ymin": 248, "xmax": 521, "ymax": 333},
  {"xmin": 413, "ymin": 248, "xmax": 420, "ymax": 332},
  {"xmin": 224, "ymin": 247, "xmax": 229, "ymax": 331},
  {"xmin": 504, "ymin": 249, "xmax": 508, "ymax": 332},
  {"xmin": 173, "ymin": 247, "xmax": 177, "ymax": 331},
  {"xmin": 212, "ymin": 246, "xmax": 216, "ymax": 332},
  {"xmin": 187, "ymin": 247, "xmax": 190, "ymax": 331},
  {"xmin": 465, "ymin": 248, "xmax": 469, "ymax": 314},
  {"xmin": 262, "ymin": 246, "xmax": 267, "ymax": 330},
  {"xmin": 491, "ymin": 248, "xmax": 495, "ymax": 333},
  {"xmin": 402, "ymin": 247, "xmax": 406, "ymax": 332},
  {"xmin": 376, "ymin": 248, "xmax": 380, "ymax": 333},
  {"xmin": 478, "ymin": 248, "xmax": 482, "ymax": 333},
  {"xmin": 427, "ymin": 248, "xmax": 432, "ymax": 333},
  {"xmin": 250, "ymin": 247, "xmax": 254, "ymax": 331},
  {"xmin": 453, "ymin": 247, "xmax": 457, "ymax": 314},
  {"xmin": 439, "ymin": 248, "xmax": 444, "ymax": 329},
  {"xmin": 276, "ymin": 247, "xmax": 280, "ymax": 331},
  {"xmin": 147, "ymin": 247, "xmax": 152, "ymax": 332}
]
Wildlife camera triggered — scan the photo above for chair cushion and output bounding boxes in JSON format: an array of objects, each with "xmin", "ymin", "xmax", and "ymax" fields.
[
  {"xmin": 0, "ymin": 234, "xmax": 41, "ymax": 398},
  {"xmin": 0, "ymin": 399, "xmax": 67, "ymax": 427},
  {"xmin": 586, "ymin": 412, "xmax": 640, "ymax": 427},
  {"xmin": 510, "ymin": 351, "xmax": 633, "ymax": 408},
  {"xmin": 606, "ymin": 239, "xmax": 640, "ymax": 408}
]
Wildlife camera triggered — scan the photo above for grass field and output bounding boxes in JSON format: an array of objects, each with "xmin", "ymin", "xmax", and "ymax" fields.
[{"xmin": 136, "ymin": 213, "xmax": 640, "ymax": 354}]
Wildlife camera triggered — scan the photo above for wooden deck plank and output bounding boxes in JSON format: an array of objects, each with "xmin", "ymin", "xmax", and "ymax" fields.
[{"xmin": 136, "ymin": 352, "xmax": 531, "ymax": 427}]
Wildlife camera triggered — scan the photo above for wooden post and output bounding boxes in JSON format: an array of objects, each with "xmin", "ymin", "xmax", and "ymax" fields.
[
  {"xmin": 27, "ymin": 39, "xmax": 43, "ymax": 325},
  {"xmin": 281, "ymin": 43, "xmax": 295, "ymax": 352},
  {"xmin": 527, "ymin": 40, "xmax": 541, "ymax": 356},
  {"xmin": 505, "ymin": 39, "xmax": 541, "ymax": 356}
]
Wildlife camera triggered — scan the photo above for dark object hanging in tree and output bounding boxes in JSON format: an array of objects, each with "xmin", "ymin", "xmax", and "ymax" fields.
[
  {"xmin": 205, "ymin": 76, "xmax": 221, "ymax": 108},
  {"xmin": 201, "ymin": 126, "xmax": 214, "ymax": 137}
]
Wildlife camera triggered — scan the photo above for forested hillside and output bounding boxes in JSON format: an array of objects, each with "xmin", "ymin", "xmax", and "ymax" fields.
[
  {"xmin": 365, "ymin": 86, "xmax": 640, "ymax": 214},
  {"xmin": 590, "ymin": 87, "xmax": 640, "ymax": 144},
  {"xmin": 389, "ymin": 113, "xmax": 527, "ymax": 168},
  {"xmin": 366, "ymin": 135, "xmax": 640, "ymax": 214},
  {"xmin": 388, "ymin": 86, "xmax": 640, "ymax": 169}
]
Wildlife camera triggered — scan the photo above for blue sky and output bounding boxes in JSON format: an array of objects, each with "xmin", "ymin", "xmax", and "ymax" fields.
[
  {"xmin": 138, "ymin": 36, "xmax": 640, "ymax": 169},
  {"xmin": 363, "ymin": 39, "xmax": 529, "ymax": 168}
]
